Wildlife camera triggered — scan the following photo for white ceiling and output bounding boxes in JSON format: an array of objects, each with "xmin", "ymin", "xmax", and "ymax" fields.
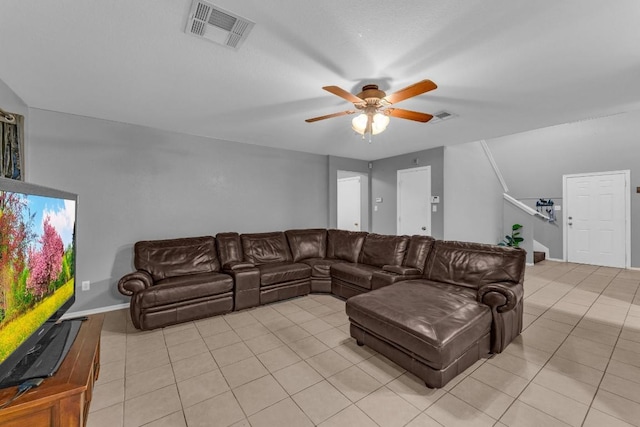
[{"xmin": 1, "ymin": 1, "xmax": 639, "ymax": 161}]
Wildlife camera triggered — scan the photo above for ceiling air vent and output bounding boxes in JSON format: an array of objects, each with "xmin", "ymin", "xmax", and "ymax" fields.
[
  {"xmin": 430, "ymin": 110, "xmax": 457, "ymax": 124},
  {"xmin": 185, "ymin": 0, "xmax": 255, "ymax": 50}
]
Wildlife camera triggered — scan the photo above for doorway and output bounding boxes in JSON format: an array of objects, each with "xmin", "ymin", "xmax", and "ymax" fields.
[
  {"xmin": 397, "ymin": 166, "xmax": 431, "ymax": 236},
  {"xmin": 337, "ymin": 171, "xmax": 368, "ymax": 231},
  {"xmin": 563, "ymin": 170, "xmax": 630, "ymax": 268}
]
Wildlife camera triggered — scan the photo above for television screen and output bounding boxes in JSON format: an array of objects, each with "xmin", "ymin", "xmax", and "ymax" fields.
[{"xmin": 0, "ymin": 178, "xmax": 77, "ymax": 383}]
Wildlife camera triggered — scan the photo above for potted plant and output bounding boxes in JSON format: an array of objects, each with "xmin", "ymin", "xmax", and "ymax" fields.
[{"xmin": 499, "ymin": 224, "xmax": 523, "ymax": 248}]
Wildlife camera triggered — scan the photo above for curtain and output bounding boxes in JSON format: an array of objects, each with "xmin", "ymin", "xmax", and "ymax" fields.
[{"xmin": 0, "ymin": 112, "xmax": 23, "ymax": 181}]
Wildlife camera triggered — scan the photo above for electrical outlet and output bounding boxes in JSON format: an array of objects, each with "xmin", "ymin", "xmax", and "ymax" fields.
[{"xmin": 81, "ymin": 281, "xmax": 90, "ymax": 291}]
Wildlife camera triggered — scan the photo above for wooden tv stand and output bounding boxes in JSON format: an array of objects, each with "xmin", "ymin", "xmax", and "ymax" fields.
[{"xmin": 0, "ymin": 314, "xmax": 104, "ymax": 427}]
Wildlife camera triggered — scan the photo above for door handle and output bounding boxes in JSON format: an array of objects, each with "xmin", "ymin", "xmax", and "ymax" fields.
[{"xmin": 421, "ymin": 226, "xmax": 427, "ymax": 231}]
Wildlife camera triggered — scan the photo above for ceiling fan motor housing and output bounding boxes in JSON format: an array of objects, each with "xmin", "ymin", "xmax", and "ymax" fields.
[{"xmin": 357, "ymin": 84, "xmax": 386, "ymax": 105}]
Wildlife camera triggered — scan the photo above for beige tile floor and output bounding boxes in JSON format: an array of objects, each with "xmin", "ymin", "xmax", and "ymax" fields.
[{"xmin": 88, "ymin": 261, "xmax": 640, "ymax": 427}]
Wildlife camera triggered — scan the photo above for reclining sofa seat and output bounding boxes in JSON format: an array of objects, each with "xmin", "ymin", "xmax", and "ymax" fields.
[
  {"xmin": 346, "ymin": 240, "xmax": 525, "ymax": 388},
  {"xmin": 240, "ymin": 231, "xmax": 312, "ymax": 305},
  {"xmin": 117, "ymin": 236, "xmax": 234, "ymax": 330},
  {"xmin": 331, "ymin": 234, "xmax": 433, "ymax": 299},
  {"xmin": 285, "ymin": 228, "xmax": 345, "ymax": 293}
]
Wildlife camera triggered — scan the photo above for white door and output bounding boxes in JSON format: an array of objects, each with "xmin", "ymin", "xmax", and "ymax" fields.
[
  {"xmin": 564, "ymin": 170, "xmax": 629, "ymax": 268},
  {"xmin": 397, "ymin": 166, "xmax": 431, "ymax": 235},
  {"xmin": 338, "ymin": 176, "xmax": 361, "ymax": 231}
]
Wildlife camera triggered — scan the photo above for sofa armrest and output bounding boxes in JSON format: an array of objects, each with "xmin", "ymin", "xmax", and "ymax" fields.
[
  {"xmin": 118, "ymin": 271, "xmax": 154, "ymax": 296},
  {"xmin": 223, "ymin": 261, "xmax": 255, "ymax": 271},
  {"xmin": 477, "ymin": 282, "xmax": 524, "ymax": 313},
  {"xmin": 382, "ymin": 265, "xmax": 422, "ymax": 275}
]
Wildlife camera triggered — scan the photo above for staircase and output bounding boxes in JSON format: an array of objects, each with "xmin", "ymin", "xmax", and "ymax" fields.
[{"xmin": 533, "ymin": 251, "xmax": 546, "ymax": 263}]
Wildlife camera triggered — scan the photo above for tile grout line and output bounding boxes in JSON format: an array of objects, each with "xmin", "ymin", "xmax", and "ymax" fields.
[
  {"xmin": 577, "ymin": 277, "xmax": 640, "ymax": 427},
  {"xmin": 496, "ymin": 263, "xmax": 621, "ymax": 426}
]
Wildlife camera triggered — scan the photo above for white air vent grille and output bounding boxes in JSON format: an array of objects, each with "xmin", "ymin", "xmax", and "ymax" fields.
[
  {"xmin": 209, "ymin": 9, "xmax": 236, "ymax": 31},
  {"xmin": 190, "ymin": 20, "xmax": 206, "ymax": 36},
  {"xmin": 430, "ymin": 110, "xmax": 457, "ymax": 124},
  {"xmin": 185, "ymin": 0, "xmax": 255, "ymax": 50}
]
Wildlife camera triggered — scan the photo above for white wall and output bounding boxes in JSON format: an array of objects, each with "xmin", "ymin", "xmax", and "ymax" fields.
[
  {"xmin": 443, "ymin": 141, "xmax": 504, "ymax": 243},
  {"xmin": 27, "ymin": 109, "xmax": 329, "ymax": 312}
]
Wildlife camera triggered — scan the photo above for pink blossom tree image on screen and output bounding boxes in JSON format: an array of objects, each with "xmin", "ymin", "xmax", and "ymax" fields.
[{"xmin": 27, "ymin": 217, "xmax": 64, "ymax": 299}]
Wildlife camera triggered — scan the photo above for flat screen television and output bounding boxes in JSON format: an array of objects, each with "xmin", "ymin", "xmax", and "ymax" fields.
[{"xmin": 0, "ymin": 178, "xmax": 79, "ymax": 388}]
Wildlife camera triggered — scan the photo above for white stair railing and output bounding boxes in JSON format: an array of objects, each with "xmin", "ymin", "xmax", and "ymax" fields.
[{"xmin": 503, "ymin": 193, "xmax": 550, "ymax": 220}]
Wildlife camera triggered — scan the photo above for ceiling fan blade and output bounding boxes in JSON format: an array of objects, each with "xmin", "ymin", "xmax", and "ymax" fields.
[
  {"xmin": 305, "ymin": 110, "xmax": 356, "ymax": 123},
  {"xmin": 383, "ymin": 79, "xmax": 437, "ymax": 104},
  {"xmin": 386, "ymin": 108, "xmax": 433, "ymax": 123},
  {"xmin": 322, "ymin": 86, "xmax": 365, "ymax": 104}
]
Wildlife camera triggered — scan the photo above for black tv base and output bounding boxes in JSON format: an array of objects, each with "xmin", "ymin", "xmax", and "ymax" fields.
[{"xmin": 0, "ymin": 319, "xmax": 82, "ymax": 388}]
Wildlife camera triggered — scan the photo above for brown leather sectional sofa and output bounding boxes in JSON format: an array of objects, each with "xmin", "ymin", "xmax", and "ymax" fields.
[{"xmin": 118, "ymin": 228, "xmax": 525, "ymax": 388}]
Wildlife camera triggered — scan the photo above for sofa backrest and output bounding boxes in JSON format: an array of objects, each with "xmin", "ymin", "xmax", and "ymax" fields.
[
  {"xmin": 285, "ymin": 229, "xmax": 327, "ymax": 262},
  {"xmin": 241, "ymin": 231, "xmax": 292, "ymax": 265},
  {"xmin": 359, "ymin": 233, "xmax": 410, "ymax": 267},
  {"xmin": 134, "ymin": 236, "xmax": 220, "ymax": 281},
  {"xmin": 326, "ymin": 229, "xmax": 367, "ymax": 263},
  {"xmin": 423, "ymin": 240, "xmax": 526, "ymax": 290},
  {"xmin": 403, "ymin": 235, "xmax": 435, "ymax": 272},
  {"xmin": 215, "ymin": 232, "xmax": 243, "ymax": 267}
]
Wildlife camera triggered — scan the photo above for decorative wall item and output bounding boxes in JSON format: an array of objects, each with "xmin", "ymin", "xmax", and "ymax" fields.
[
  {"xmin": 0, "ymin": 108, "xmax": 24, "ymax": 181},
  {"xmin": 536, "ymin": 198, "xmax": 556, "ymax": 223}
]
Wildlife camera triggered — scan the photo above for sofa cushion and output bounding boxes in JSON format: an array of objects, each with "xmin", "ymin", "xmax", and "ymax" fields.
[
  {"xmin": 216, "ymin": 232, "xmax": 244, "ymax": 266},
  {"xmin": 346, "ymin": 280, "xmax": 492, "ymax": 369},
  {"xmin": 424, "ymin": 241, "xmax": 525, "ymax": 290},
  {"xmin": 141, "ymin": 272, "xmax": 233, "ymax": 308},
  {"xmin": 257, "ymin": 262, "xmax": 311, "ymax": 286},
  {"xmin": 285, "ymin": 229, "xmax": 327, "ymax": 262},
  {"xmin": 301, "ymin": 258, "xmax": 345, "ymax": 278},
  {"xmin": 404, "ymin": 235, "xmax": 435, "ymax": 271},
  {"xmin": 359, "ymin": 234, "xmax": 410, "ymax": 267},
  {"xmin": 326, "ymin": 229, "xmax": 367, "ymax": 263},
  {"xmin": 331, "ymin": 263, "xmax": 381, "ymax": 290},
  {"xmin": 134, "ymin": 236, "xmax": 220, "ymax": 281},
  {"xmin": 241, "ymin": 232, "xmax": 292, "ymax": 265}
]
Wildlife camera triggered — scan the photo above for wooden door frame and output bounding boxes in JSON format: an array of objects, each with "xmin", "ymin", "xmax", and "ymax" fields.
[
  {"xmin": 562, "ymin": 170, "xmax": 630, "ymax": 268},
  {"xmin": 397, "ymin": 165, "xmax": 431, "ymax": 235}
]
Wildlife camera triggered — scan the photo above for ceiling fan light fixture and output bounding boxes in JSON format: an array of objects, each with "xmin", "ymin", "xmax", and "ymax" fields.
[{"xmin": 352, "ymin": 112, "xmax": 389, "ymax": 136}]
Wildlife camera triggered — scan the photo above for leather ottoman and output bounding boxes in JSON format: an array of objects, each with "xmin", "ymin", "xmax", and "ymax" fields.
[{"xmin": 346, "ymin": 280, "xmax": 492, "ymax": 388}]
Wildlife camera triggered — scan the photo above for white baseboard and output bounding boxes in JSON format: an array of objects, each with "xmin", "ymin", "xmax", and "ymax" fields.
[{"xmin": 61, "ymin": 303, "xmax": 129, "ymax": 320}]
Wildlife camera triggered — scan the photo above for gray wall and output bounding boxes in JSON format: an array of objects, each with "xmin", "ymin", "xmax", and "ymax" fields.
[
  {"xmin": 488, "ymin": 110, "xmax": 640, "ymax": 266},
  {"xmin": 371, "ymin": 147, "xmax": 444, "ymax": 238},
  {"xmin": 443, "ymin": 141, "xmax": 504, "ymax": 244},
  {"xmin": 26, "ymin": 109, "xmax": 329, "ymax": 313},
  {"xmin": 444, "ymin": 110, "xmax": 640, "ymax": 267}
]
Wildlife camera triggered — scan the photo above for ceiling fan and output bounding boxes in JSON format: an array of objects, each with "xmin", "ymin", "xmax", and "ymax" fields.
[{"xmin": 305, "ymin": 79, "xmax": 437, "ymax": 140}]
